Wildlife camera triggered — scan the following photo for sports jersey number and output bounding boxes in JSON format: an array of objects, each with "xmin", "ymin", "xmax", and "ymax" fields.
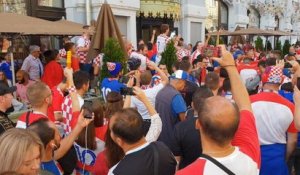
[{"xmin": 101, "ymin": 87, "xmax": 111, "ymax": 102}]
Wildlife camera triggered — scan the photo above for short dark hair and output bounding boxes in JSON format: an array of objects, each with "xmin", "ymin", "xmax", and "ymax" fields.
[
  {"xmin": 179, "ymin": 60, "xmax": 192, "ymax": 72},
  {"xmin": 73, "ymin": 71, "xmax": 90, "ymax": 90},
  {"xmin": 172, "ymin": 60, "xmax": 181, "ymax": 70},
  {"xmin": 28, "ymin": 118, "xmax": 54, "ymax": 148},
  {"xmin": 147, "ymin": 42, "xmax": 153, "ymax": 51},
  {"xmin": 82, "ymin": 25, "xmax": 90, "ymax": 29},
  {"xmin": 64, "ymin": 42, "xmax": 75, "ymax": 51},
  {"xmin": 258, "ymin": 60, "xmax": 266, "ymax": 68},
  {"xmin": 222, "ymin": 78, "xmax": 231, "ymax": 92},
  {"xmin": 181, "ymin": 56, "xmax": 190, "ymax": 62},
  {"xmin": 219, "ymin": 68, "xmax": 228, "ymax": 78},
  {"xmin": 266, "ymin": 58, "xmax": 276, "ymax": 66},
  {"xmin": 43, "ymin": 50, "xmax": 59, "ymax": 64},
  {"xmin": 160, "ymin": 24, "xmax": 169, "ymax": 33},
  {"xmin": 197, "ymin": 98, "xmax": 240, "ymax": 147},
  {"xmin": 196, "ymin": 54, "xmax": 205, "ymax": 62},
  {"xmin": 138, "ymin": 44, "xmax": 146, "ymax": 52},
  {"xmin": 140, "ymin": 70, "xmax": 152, "ymax": 86},
  {"xmin": 192, "ymin": 87, "xmax": 213, "ymax": 110},
  {"xmin": 111, "ymin": 108, "xmax": 144, "ymax": 144},
  {"xmin": 192, "ymin": 58, "xmax": 201, "ymax": 67},
  {"xmin": 205, "ymin": 72, "xmax": 220, "ymax": 91}
]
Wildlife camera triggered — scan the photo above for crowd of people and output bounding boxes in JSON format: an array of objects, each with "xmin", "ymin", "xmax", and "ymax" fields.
[{"xmin": 0, "ymin": 23, "xmax": 300, "ymax": 175}]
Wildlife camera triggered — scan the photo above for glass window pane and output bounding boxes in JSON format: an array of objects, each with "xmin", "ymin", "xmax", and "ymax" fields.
[{"xmin": 38, "ymin": 0, "xmax": 63, "ymax": 8}]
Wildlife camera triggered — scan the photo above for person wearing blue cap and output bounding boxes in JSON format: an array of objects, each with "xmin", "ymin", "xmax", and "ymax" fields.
[
  {"xmin": 155, "ymin": 70, "xmax": 187, "ymax": 154},
  {"xmin": 101, "ymin": 62, "xmax": 126, "ymax": 102}
]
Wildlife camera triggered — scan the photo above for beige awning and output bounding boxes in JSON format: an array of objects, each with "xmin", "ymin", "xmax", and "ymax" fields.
[
  {"xmin": 0, "ymin": 13, "xmax": 85, "ymax": 35},
  {"xmin": 139, "ymin": 0, "xmax": 181, "ymax": 20}
]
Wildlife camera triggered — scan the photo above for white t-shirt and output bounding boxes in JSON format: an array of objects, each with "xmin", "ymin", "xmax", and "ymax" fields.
[
  {"xmin": 130, "ymin": 83, "xmax": 164, "ymax": 120},
  {"xmin": 156, "ymin": 34, "xmax": 169, "ymax": 54},
  {"xmin": 77, "ymin": 37, "xmax": 86, "ymax": 48},
  {"xmin": 130, "ymin": 52, "xmax": 147, "ymax": 71}
]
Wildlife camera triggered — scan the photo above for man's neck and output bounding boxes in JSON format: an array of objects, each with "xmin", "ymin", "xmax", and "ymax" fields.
[
  {"xmin": 76, "ymin": 89, "xmax": 85, "ymax": 97},
  {"xmin": 123, "ymin": 138, "xmax": 147, "ymax": 154},
  {"xmin": 32, "ymin": 106, "xmax": 48, "ymax": 116},
  {"xmin": 263, "ymin": 83, "xmax": 279, "ymax": 92},
  {"xmin": 23, "ymin": 80, "xmax": 29, "ymax": 86},
  {"xmin": 42, "ymin": 148, "xmax": 53, "ymax": 162},
  {"xmin": 212, "ymin": 89, "xmax": 219, "ymax": 96},
  {"xmin": 201, "ymin": 135, "xmax": 235, "ymax": 158}
]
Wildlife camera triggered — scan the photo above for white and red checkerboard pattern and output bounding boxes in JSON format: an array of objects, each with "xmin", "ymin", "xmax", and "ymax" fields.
[
  {"xmin": 93, "ymin": 53, "xmax": 103, "ymax": 67},
  {"xmin": 77, "ymin": 37, "xmax": 91, "ymax": 64},
  {"xmin": 61, "ymin": 95, "xmax": 73, "ymax": 134},
  {"xmin": 176, "ymin": 48, "xmax": 190, "ymax": 61},
  {"xmin": 59, "ymin": 48, "xmax": 67, "ymax": 58},
  {"xmin": 267, "ymin": 66, "xmax": 283, "ymax": 84}
]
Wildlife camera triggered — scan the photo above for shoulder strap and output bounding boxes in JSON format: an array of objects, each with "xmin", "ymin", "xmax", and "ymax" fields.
[
  {"xmin": 152, "ymin": 143, "xmax": 159, "ymax": 175},
  {"xmin": 26, "ymin": 111, "xmax": 31, "ymax": 128},
  {"xmin": 201, "ymin": 154, "xmax": 235, "ymax": 175}
]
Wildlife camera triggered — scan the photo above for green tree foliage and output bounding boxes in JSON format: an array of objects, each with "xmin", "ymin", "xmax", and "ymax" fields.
[
  {"xmin": 160, "ymin": 40, "xmax": 177, "ymax": 74},
  {"xmin": 101, "ymin": 38, "xmax": 126, "ymax": 81},
  {"xmin": 255, "ymin": 36, "xmax": 263, "ymax": 52},
  {"xmin": 282, "ymin": 40, "xmax": 291, "ymax": 56},
  {"xmin": 266, "ymin": 40, "xmax": 272, "ymax": 51},
  {"xmin": 275, "ymin": 40, "xmax": 282, "ymax": 51}
]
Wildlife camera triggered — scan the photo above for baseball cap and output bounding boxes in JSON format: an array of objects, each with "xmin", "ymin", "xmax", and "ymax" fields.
[
  {"xmin": 107, "ymin": 62, "xmax": 122, "ymax": 76},
  {"xmin": 0, "ymin": 81, "xmax": 16, "ymax": 96},
  {"xmin": 245, "ymin": 75, "xmax": 260, "ymax": 91},
  {"xmin": 170, "ymin": 70, "xmax": 189, "ymax": 81},
  {"xmin": 233, "ymin": 50, "xmax": 244, "ymax": 60},
  {"xmin": 261, "ymin": 66, "xmax": 283, "ymax": 84}
]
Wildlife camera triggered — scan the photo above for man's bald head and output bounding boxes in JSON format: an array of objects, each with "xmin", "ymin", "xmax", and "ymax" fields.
[{"xmin": 197, "ymin": 96, "xmax": 240, "ymax": 147}]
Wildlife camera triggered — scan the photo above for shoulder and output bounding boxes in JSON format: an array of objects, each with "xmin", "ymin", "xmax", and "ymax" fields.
[
  {"xmin": 176, "ymin": 159, "xmax": 206, "ymax": 175},
  {"xmin": 251, "ymin": 92, "xmax": 294, "ymax": 111}
]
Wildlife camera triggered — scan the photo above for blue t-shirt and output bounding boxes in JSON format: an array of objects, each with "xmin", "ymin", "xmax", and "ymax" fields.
[
  {"xmin": 0, "ymin": 61, "xmax": 12, "ymax": 80},
  {"xmin": 41, "ymin": 160, "xmax": 60, "ymax": 175},
  {"xmin": 171, "ymin": 94, "xmax": 187, "ymax": 117},
  {"xmin": 101, "ymin": 78, "xmax": 126, "ymax": 101}
]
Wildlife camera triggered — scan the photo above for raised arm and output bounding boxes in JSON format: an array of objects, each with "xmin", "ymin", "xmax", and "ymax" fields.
[
  {"xmin": 133, "ymin": 86, "xmax": 162, "ymax": 142},
  {"xmin": 147, "ymin": 61, "xmax": 169, "ymax": 86},
  {"xmin": 212, "ymin": 45, "xmax": 252, "ymax": 112},
  {"xmin": 54, "ymin": 110, "xmax": 93, "ymax": 160},
  {"xmin": 64, "ymin": 68, "xmax": 80, "ymax": 112},
  {"xmin": 150, "ymin": 29, "xmax": 156, "ymax": 44}
]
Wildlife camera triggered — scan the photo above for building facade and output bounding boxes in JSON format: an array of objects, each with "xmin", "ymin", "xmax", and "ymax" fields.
[{"xmin": 65, "ymin": 0, "xmax": 300, "ymax": 47}]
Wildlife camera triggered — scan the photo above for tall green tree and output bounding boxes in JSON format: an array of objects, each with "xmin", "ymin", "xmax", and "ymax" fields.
[
  {"xmin": 255, "ymin": 36, "xmax": 263, "ymax": 52},
  {"xmin": 160, "ymin": 41, "xmax": 177, "ymax": 74},
  {"xmin": 101, "ymin": 38, "xmax": 126, "ymax": 81},
  {"xmin": 282, "ymin": 40, "xmax": 291, "ymax": 56},
  {"xmin": 275, "ymin": 40, "xmax": 282, "ymax": 51}
]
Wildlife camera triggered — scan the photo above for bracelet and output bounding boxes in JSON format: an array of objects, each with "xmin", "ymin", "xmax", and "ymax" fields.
[
  {"xmin": 221, "ymin": 65, "xmax": 236, "ymax": 68},
  {"xmin": 68, "ymin": 86, "xmax": 76, "ymax": 93}
]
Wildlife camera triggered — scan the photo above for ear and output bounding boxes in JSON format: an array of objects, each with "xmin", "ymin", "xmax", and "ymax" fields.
[
  {"xmin": 195, "ymin": 119, "xmax": 202, "ymax": 130},
  {"xmin": 115, "ymin": 137, "xmax": 123, "ymax": 148},
  {"xmin": 191, "ymin": 102, "xmax": 194, "ymax": 109}
]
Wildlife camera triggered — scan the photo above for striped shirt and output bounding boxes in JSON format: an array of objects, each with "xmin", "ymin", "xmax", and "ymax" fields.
[{"xmin": 21, "ymin": 54, "xmax": 44, "ymax": 81}]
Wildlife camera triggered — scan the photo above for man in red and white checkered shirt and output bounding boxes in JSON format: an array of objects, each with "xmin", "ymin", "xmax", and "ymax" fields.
[
  {"xmin": 76, "ymin": 26, "xmax": 91, "ymax": 73},
  {"xmin": 62, "ymin": 71, "xmax": 89, "ymax": 134}
]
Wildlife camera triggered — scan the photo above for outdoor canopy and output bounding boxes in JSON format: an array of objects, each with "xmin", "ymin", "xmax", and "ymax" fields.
[
  {"xmin": 87, "ymin": 1, "xmax": 127, "ymax": 62},
  {"xmin": 0, "ymin": 13, "xmax": 85, "ymax": 35}
]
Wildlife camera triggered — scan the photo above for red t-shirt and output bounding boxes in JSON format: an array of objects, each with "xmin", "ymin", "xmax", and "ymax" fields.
[
  {"xmin": 176, "ymin": 110, "xmax": 261, "ymax": 174},
  {"xmin": 16, "ymin": 112, "xmax": 48, "ymax": 129},
  {"xmin": 92, "ymin": 150, "xmax": 109, "ymax": 175},
  {"xmin": 41, "ymin": 60, "xmax": 64, "ymax": 89},
  {"xmin": 72, "ymin": 56, "xmax": 80, "ymax": 72},
  {"xmin": 47, "ymin": 86, "xmax": 64, "ymax": 122},
  {"xmin": 147, "ymin": 44, "xmax": 158, "ymax": 59}
]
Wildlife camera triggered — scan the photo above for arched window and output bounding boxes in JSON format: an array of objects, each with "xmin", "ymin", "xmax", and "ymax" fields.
[{"xmin": 219, "ymin": 0, "xmax": 228, "ymax": 30}]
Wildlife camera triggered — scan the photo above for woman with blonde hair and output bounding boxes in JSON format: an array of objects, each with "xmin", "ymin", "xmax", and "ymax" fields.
[{"xmin": 0, "ymin": 128, "xmax": 44, "ymax": 175}]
